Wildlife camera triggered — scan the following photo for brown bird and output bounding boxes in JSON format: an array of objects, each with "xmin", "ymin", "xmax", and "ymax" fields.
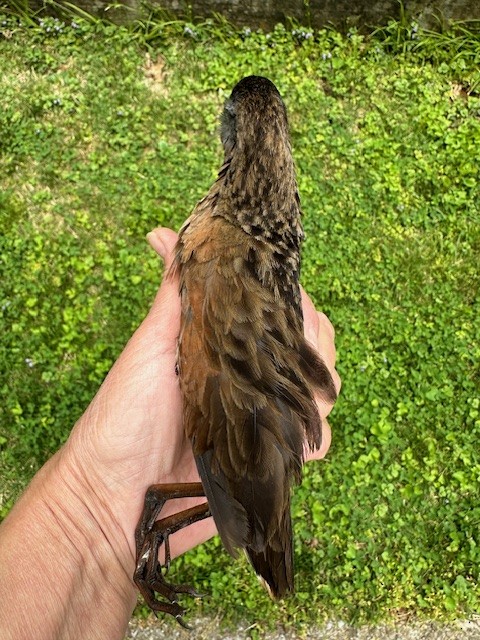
[{"xmin": 134, "ymin": 75, "xmax": 337, "ymax": 625}]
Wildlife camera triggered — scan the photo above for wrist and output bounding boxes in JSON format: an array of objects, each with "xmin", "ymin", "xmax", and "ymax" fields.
[
  {"xmin": 0, "ymin": 448, "xmax": 137, "ymax": 640},
  {"xmin": 51, "ymin": 441, "xmax": 137, "ymax": 594}
]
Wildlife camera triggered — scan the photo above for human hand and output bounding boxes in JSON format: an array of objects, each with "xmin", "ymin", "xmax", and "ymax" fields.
[{"xmin": 61, "ymin": 227, "xmax": 215, "ymax": 568}]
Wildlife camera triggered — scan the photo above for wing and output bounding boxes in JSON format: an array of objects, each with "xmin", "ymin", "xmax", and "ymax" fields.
[{"xmin": 173, "ymin": 214, "xmax": 336, "ymax": 592}]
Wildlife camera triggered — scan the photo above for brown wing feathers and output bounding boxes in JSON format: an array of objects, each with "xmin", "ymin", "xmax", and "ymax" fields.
[{"xmin": 174, "ymin": 220, "xmax": 333, "ymax": 596}]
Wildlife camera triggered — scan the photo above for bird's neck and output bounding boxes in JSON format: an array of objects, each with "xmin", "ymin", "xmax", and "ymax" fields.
[{"xmin": 217, "ymin": 136, "xmax": 303, "ymax": 250}]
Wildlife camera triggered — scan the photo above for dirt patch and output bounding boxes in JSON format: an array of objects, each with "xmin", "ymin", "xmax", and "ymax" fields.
[{"xmin": 144, "ymin": 53, "xmax": 168, "ymax": 96}]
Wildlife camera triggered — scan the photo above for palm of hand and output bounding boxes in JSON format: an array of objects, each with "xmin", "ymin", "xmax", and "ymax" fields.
[{"xmin": 65, "ymin": 229, "xmax": 214, "ymax": 564}]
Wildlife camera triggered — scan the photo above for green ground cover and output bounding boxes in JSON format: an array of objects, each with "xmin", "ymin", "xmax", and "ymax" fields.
[{"xmin": 0, "ymin": 6, "xmax": 479, "ymax": 632}]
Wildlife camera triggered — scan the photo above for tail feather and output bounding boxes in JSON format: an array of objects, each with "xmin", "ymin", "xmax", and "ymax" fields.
[{"xmin": 245, "ymin": 512, "xmax": 294, "ymax": 598}]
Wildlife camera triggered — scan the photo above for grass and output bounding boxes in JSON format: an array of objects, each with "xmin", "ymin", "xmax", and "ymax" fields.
[{"xmin": 0, "ymin": 6, "xmax": 479, "ymax": 633}]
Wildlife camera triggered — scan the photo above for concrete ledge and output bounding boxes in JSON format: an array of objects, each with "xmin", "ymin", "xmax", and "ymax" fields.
[{"xmin": 22, "ymin": 0, "xmax": 480, "ymax": 30}]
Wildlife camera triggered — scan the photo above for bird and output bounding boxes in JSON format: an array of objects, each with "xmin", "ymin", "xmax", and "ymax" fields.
[{"xmin": 134, "ymin": 75, "xmax": 337, "ymax": 625}]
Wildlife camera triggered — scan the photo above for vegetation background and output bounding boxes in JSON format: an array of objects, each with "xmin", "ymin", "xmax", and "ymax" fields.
[{"xmin": 0, "ymin": 4, "xmax": 479, "ymax": 633}]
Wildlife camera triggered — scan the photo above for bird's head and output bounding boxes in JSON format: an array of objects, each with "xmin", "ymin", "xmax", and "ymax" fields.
[{"xmin": 220, "ymin": 76, "xmax": 290, "ymax": 158}]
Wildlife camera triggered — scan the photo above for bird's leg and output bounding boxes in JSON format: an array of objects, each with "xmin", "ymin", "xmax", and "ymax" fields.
[{"xmin": 134, "ymin": 483, "xmax": 211, "ymax": 627}]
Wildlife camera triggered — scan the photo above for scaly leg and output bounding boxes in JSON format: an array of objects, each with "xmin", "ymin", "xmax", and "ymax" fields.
[{"xmin": 134, "ymin": 483, "xmax": 211, "ymax": 627}]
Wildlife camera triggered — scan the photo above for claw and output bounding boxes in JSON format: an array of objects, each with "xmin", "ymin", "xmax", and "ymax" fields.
[{"xmin": 176, "ymin": 614, "xmax": 193, "ymax": 630}]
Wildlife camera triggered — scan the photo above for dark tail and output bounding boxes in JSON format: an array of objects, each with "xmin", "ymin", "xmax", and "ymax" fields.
[{"xmin": 245, "ymin": 508, "xmax": 294, "ymax": 598}]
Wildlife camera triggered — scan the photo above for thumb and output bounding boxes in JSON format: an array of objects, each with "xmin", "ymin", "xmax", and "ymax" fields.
[
  {"xmin": 141, "ymin": 227, "xmax": 181, "ymax": 340},
  {"xmin": 146, "ymin": 227, "xmax": 179, "ymax": 270}
]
